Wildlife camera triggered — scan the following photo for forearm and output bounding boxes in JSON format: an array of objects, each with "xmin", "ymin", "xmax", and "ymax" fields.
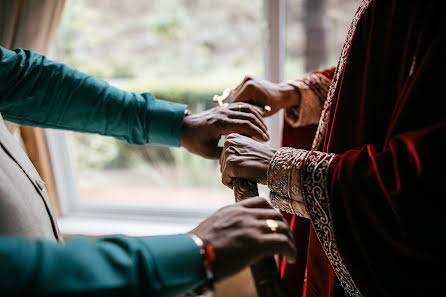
[
  {"xmin": 0, "ymin": 234, "xmax": 206, "ymax": 297},
  {"xmin": 0, "ymin": 47, "xmax": 186, "ymax": 146}
]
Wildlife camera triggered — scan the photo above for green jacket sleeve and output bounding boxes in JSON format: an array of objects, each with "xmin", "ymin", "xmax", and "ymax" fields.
[
  {"xmin": 0, "ymin": 46, "xmax": 186, "ymax": 147},
  {"xmin": 0, "ymin": 234, "xmax": 206, "ymax": 297}
]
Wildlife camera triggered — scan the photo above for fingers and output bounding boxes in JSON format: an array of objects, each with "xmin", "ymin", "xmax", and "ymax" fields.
[
  {"xmin": 207, "ymin": 145, "xmax": 223, "ymax": 160},
  {"xmin": 219, "ymin": 133, "xmax": 270, "ymax": 188},
  {"xmin": 222, "ymin": 119, "xmax": 269, "ymax": 142},
  {"xmin": 262, "ymin": 233, "xmax": 297, "ymax": 264},
  {"xmin": 238, "ymin": 196, "xmax": 272, "ymax": 209},
  {"xmin": 235, "ymin": 198, "xmax": 296, "ymax": 262},
  {"xmin": 258, "ymin": 219, "xmax": 295, "ymax": 248},
  {"xmin": 227, "ymin": 102, "xmax": 265, "ymax": 119},
  {"xmin": 226, "ymin": 109, "xmax": 268, "ymax": 135},
  {"xmin": 215, "ymin": 103, "xmax": 269, "ymax": 141},
  {"xmin": 231, "ymin": 76, "xmax": 259, "ymax": 104},
  {"xmin": 249, "ymin": 208, "xmax": 284, "ymax": 220}
]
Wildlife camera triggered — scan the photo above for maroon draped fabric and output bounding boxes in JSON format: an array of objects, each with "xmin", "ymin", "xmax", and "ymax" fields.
[{"xmin": 279, "ymin": 1, "xmax": 445, "ymax": 297}]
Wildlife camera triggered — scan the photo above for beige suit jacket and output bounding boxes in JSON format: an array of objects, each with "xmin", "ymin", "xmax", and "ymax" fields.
[{"xmin": 0, "ymin": 114, "xmax": 61, "ymax": 241}]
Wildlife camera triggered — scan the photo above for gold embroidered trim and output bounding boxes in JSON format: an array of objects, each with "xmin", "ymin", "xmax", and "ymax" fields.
[
  {"xmin": 302, "ymin": 73, "xmax": 332, "ymax": 105},
  {"xmin": 267, "ymin": 147, "xmax": 307, "ymax": 200},
  {"xmin": 301, "ymin": 151, "xmax": 362, "ymax": 297},
  {"xmin": 270, "ymin": 192, "xmax": 308, "ymax": 218},
  {"xmin": 267, "ymin": 147, "xmax": 309, "ymax": 217},
  {"xmin": 312, "ymin": 0, "xmax": 372, "ymax": 151},
  {"xmin": 306, "ymin": 2, "xmax": 371, "ymax": 295},
  {"xmin": 267, "ymin": 147, "xmax": 303, "ymax": 201}
]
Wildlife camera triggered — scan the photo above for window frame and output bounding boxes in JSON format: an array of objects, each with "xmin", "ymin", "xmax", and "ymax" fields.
[{"xmin": 46, "ymin": 0, "xmax": 286, "ymax": 237}]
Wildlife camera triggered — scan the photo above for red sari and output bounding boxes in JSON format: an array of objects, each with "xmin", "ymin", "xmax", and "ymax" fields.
[{"xmin": 277, "ymin": 1, "xmax": 446, "ymax": 297}]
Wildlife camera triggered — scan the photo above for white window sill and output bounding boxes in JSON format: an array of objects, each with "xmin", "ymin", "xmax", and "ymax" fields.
[{"xmin": 58, "ymin": 215, "xmax": 197, "ymax": 239}]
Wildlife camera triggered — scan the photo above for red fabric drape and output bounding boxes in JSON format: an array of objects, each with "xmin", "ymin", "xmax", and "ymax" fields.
[
  {"xmin": 324, "ymin": 1, "xmax": 445, "ymax": 296},
  {"xmin": 279, "ymin": 123, "xmax": 315, "ymax": 297},
  {"xmin": 280, "ymin": 1, "xmax": 445, "ymax": 297},
  {"xmin": 280, "ymin": 69, "xmax": 341, "ymax": 297}
]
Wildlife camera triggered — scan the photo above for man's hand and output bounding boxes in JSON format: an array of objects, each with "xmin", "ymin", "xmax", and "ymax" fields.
[
  {"xmin": 231, "ymin": 75, "xmax": 300, "ymax": 116},
  {"xmin": 188, "ymin": 197, "xmax": 296, "ymax": 282},
  {"xmin": 220, "ymin": 133, "xmax": 276, "ymax": 188},
  {"xmin": 180, "ymin": 103, "xmax": 269, "ymax": 159}
]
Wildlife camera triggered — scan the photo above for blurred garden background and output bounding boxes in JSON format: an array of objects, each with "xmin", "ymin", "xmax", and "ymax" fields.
[{"xmin": 52, "ymin": 0, "xmax": 358, "ymax": 208}]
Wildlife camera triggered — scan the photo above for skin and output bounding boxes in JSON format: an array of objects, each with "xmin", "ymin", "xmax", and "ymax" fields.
[
  {"xmin": 219, "ymin": 75, "xmax": 304, "ymax": 188},
  {"xmin": 180, "ymin": 102, "xmax": 269, "ymax": 159},
  {"xmin": 189, "ymin": 197, "xmax": 296, "ymax": 282},
  {"xmin": 220, "ymin": 133, "xmax": 276, "ymax": 188},
  {"xmin": 230, "ymin": 75, "xmax": 301, "ymax": 116},
  {"xmin": 179, "ymin": 102, "xmax": 294, "ymax": 282}
]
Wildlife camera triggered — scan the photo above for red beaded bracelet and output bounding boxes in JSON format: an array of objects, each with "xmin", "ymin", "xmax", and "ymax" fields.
[
  {"xmin": 188, "ymin": 234, "xmax": 215, "ymax": 295},
  {"xmin": 204, "ymin": 245, "xmax": 216, "ymax": 280}
]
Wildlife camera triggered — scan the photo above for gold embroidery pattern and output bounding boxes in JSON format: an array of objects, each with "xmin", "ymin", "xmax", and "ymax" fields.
[
  {"xmin": 268, "ymin": 147, "xmax": 309, "ymax": 218},
  {"xmin": 285, "ymin": 80, "xmax": 324, "ymax": 128},
  {"xmin": 270, "ymin": 192, "xmax": 308, "ymax": 218},
  {"xmin": 302, "ymin": 73, "xmax": 332, "ymax": 105},
  {"xmin": 267, "ymin": 147, "xmax": 306, "ymax": 199},
  {"xmin": 311, "ymin": 0, "xmax": 372, "ymax": 151},
  {"xmin": 301, "ymin": 151, "xmax": 362, "ymax": 297}
]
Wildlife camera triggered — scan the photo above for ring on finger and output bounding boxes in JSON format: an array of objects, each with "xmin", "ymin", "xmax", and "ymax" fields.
[
  {"xmin": 238, "ymin": 104, "xmax": 242, "ymax": 112},
  {"xmin": 265, "ymin": 219, "xmax": 279, "ymax": 233}
]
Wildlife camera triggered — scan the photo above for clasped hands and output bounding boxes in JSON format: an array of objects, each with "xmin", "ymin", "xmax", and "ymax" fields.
[
  {"xmin": 185, "ymin": 75, "xmax": 302, "ymax": 282},
  {"xmin": 180, "ymin": 75, "xmax": 300, "ymax": 182}
]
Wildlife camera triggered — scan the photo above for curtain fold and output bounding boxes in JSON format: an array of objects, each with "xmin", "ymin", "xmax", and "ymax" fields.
[{"xmin": 0, "ymin": 0, "xmax": 66, "ymax": 217}]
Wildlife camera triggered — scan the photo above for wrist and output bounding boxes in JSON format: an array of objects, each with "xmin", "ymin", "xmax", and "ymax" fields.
[
  {"xmin": 180, "ymin": 110, "xmax": 191, "ymax": 148},
  {"xmin": 189, "ymin": 233, "xmax": 215, "ymax": 293},
  {"xmin": 284, "ymin": 80, "xmax": 306, "ymax": 109},
  {"xmin": 260, "ymin": 147, "xmax": 278, "ymax": 184}
]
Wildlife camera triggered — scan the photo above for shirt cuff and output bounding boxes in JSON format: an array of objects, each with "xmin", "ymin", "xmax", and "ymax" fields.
[
  {"xmin": 146, "ymin": 95, "xmax": 187, "ymax": 147},
  {"xmin": 140, "ymin": 234, "xmax": 206, "ymax": 296}
]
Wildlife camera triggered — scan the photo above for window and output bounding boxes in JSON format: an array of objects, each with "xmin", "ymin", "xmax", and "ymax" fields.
[
  {"xmin": 47, "ymin": 0, "xmax": 358, "ymax": 237},
  {"xmin": 285, "ymin": 0, "xmax": 358, "ymax": 79}
]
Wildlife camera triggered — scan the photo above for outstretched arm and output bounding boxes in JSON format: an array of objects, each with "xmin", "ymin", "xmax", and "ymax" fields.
[
  {"xmin": 229, "ymin": 67, "xmax": 335, "ymax": 127},
  {"xmin": 0, "ymin": 46, "xmax": 185, "ymax": 146},
  {"xmin": 0, "ymin": 46, "xmax": 270, "ymax": 158},
  {"xmin": 0, "ymin": 234, "xmax": 206, "ymax": 297},
  {"xmin": 0, "ymin": 197, "xmax": 297, "ymax": 297}
]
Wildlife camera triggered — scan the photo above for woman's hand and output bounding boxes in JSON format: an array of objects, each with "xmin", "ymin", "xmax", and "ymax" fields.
[
  {"xmin": 220, "ymin": 133, "xmax": 277, "ymax": 188},
  {"xmin": 180, "ymin": 103, "xmax": 269, "ymax": 159},
  {"xmin": 231, "ymin": 75, "xmax": 300, "ymax": 116}
]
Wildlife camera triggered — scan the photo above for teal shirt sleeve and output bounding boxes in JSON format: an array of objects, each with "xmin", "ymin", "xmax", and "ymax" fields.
[
  {"xmin": 0, "ymin": 46, "xmax": 186, "ymax": 147},
  {"xmin": 0, "ymin": 234, "xmax": 206, "ymax": 297}
]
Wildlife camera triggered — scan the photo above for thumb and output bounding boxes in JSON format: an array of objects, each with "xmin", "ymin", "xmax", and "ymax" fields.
[
  {"xmin": 203, "ymin": 144, "xmax": 223, "ymax": 160},
  {"xmin": 231, "ymin": 82, "xmax": 254, "ymax": 103}
]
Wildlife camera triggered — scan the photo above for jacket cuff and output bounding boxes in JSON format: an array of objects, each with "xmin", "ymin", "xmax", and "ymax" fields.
[
  {"xmin": 267, "ymin": 147, "xmax": 309, "ymax": 217},
  {"xmin": 145, "ymin": 95, "xmax": 187, "ymax": 147},
  {"xmin": 268, "ymin": 149, "xmax": 360, "ymax": 295},
  {"xmin": 285, "ymin": 80, "xmax": 323, "ymax": 128},
  {"xmin": 140, "ymin": 234, "xmax": 206, "ymax": 296}
]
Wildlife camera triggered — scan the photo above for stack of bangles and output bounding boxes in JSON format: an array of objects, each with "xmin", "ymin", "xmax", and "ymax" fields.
[{"xmin": 189, "ymin": 234, "xmax": 216, "ymax": 295}]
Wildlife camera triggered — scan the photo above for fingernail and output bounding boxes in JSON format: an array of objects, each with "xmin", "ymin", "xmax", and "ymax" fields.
[{"xmin": 264, "ymin": 133, "xmax": 269, "ymax": 140}]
